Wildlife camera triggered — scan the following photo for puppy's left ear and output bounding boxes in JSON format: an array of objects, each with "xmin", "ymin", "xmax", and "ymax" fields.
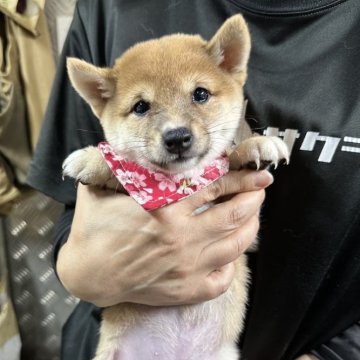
[{"xmin": 207, "ymin": 15, "xmax": 251, "ymax": 84}]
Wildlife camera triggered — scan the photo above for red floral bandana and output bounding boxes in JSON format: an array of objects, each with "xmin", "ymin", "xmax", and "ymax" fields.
[{"xmin": 98, "ymin": 142, "xmax": 229, "ymax": 211}]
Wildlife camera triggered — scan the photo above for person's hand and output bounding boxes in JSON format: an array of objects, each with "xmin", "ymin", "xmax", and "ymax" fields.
[{"xmin": 56, "ymin": 169, "xmax": 273, "ymax": 307}]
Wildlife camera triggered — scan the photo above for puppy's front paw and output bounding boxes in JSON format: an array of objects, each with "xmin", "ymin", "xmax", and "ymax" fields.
[
  {"xmin": 230, "ymin": 136, "xmax": 289, "ymax": 170},
  {"xmin": 62, "ymin": 146, "xmax": 113, "ymax": 186}
]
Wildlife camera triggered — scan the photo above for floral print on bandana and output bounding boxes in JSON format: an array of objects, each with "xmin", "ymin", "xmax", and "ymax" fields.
[{"xmin": 98, "ymin": 142, "xmax": 229, "ymax": 211}]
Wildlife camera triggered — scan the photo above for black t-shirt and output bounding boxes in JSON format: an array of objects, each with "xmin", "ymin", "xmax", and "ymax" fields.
[{"xmin": 28, "ymin": 0, "xmax": 360, "ymax": 359}]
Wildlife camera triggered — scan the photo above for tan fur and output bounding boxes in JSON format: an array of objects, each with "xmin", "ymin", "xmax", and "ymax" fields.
[{"xmin": 63, "ymin": 15, "xmax": 289, "ymax": 359}]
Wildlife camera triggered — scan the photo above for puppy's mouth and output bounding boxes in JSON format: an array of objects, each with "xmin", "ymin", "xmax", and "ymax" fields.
[
  {"xmin": 150, "ymin": 151, "xmax": 208, "ymax": 172},
  {"xmin": 172, "ymin": 154, "xmax": 194, "ymax": 163}
]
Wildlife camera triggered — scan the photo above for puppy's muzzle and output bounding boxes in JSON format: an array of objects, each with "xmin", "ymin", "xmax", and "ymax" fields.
[{"xmin": 162, "ymin": 127, "xmax": 193, "ymax": 155}]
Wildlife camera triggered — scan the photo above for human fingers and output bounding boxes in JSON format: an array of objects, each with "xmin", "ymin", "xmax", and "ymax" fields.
[
  {"xmin": 190, "ymin": 216, "xmax": 258, "ymax": 303},
  {"xmin": 190, "ymin": 262, "xmax": 236, "ymax": 303},
  {"xmin": 118, "ymin": 260, "xmax": 233, "ymax": 305},
  {"xmin": 196, "ymin": 189, "xmax": 265, "ymax": 234},
  {"xmin": 200, "ymin": 215, "xmax": 259, "ymax": 270},
  {"xmin": 170, "ymin": 170, "xmax": 272, "ymax": 215}
]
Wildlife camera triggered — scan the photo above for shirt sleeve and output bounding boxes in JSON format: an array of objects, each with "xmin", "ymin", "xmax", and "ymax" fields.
[
  {"xmin": 311, "ymin": 321, "xmax": 360, "ymax": 360},
  {"xmin": 26, "ymin": 1, "xmax": 104, "ymax": 206}
]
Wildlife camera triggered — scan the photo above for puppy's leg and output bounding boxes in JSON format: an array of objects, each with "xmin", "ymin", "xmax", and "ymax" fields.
[
  {"xmin": 93, "ymin": 304, "xmax": 138, "ymax": 360},
  {"xmin": 230, "ymin": 135, "xmax": 289, "ymax": 170},
  {"xmin": 92, "ymin": 351, "xmax": 117, "ymax": 360},
  {"xmin": 62, "ymin": 146, "xmax": 119, "ymax": 189}
]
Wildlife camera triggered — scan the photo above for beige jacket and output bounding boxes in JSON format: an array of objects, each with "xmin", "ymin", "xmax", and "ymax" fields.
[{"xmin": 0, "ymin": 0, "xmax": 55, "ymax": 215}]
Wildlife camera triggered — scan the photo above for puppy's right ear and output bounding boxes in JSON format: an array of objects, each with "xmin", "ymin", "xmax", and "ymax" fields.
[
  {"xmin": 67, "ymin": 58, "xmax": 115, "ymax": 118},
  {"xmin": 207, "ymin": 15, "xmax": 251, "ymax": 85}
]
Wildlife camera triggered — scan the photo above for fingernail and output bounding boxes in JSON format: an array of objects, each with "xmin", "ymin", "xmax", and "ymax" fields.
[{"xmin": 255, "ymin": 171, "xmax": 274, "ymax": 188}]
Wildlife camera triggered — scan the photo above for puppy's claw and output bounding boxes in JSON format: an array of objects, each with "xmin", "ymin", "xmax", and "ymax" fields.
[
  {"xmin": 260, "ymin": 160, "xmax": 273, "ymax": 170},
  {"xmin": 231, "ymin": 136, "xmax": 290, "ymax": 171},
  {"xmin": 245, "ymin": 161, "xmax": 259, "ymax": 170},
  {"xmin": 279, "ymin": 158, "xmax": 289, "ymax": 166}
]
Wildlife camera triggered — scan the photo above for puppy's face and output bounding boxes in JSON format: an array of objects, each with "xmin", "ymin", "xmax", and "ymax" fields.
[{"xmin": 67, "ymin": 15, "xmax": 251, "ymax": 174}]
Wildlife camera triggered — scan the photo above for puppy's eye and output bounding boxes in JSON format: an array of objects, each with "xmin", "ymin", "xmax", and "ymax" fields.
[
  {"xmin": 132, "ymin": 101, "xmax": 150, "ymax": 115},
  {"xmin": 192, "ymin": 87, "xmax": 210, "ymax": 103}
]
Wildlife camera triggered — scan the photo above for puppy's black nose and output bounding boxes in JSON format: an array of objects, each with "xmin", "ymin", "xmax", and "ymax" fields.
[{"xmin": 163, "ymin": 127, "xmax": 193, "ymax": 154}]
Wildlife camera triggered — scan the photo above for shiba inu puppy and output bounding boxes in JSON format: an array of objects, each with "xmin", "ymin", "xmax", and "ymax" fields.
[{"xmin": 63, "ymin": 15, "xmax": 288, "ymax": 360}]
